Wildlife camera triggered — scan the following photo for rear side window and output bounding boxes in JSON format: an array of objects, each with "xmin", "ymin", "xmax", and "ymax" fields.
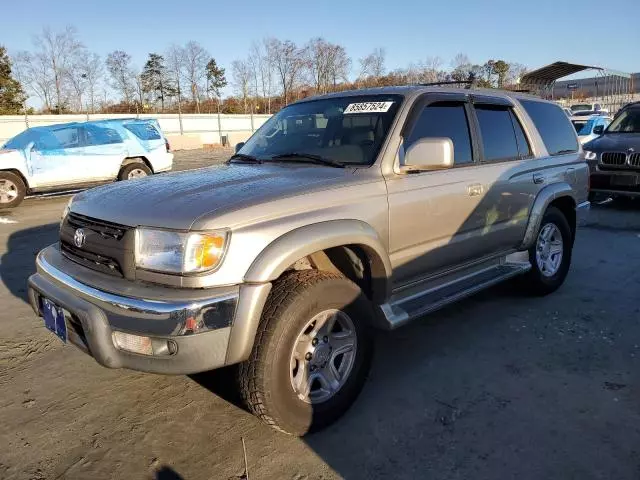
[
  {"xmin": 475, "ymin": 106, "xmax": 519, "ymax": 161},
  {"xmin": 124, "ymin": 122, "xmax": 162, "ymax": 140},
  {"xmin": 405, "ymin": 102, "xmax": 473, "ymax": 165},
  {"xmin": 520, "ymin": 100, "xmax": 578, "ymax": 155}
]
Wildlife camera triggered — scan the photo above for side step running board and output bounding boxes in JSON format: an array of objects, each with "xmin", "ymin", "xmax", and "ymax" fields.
[{"xmin": 379, "ymin": 262, "xmax": 530, "ymax": 330}]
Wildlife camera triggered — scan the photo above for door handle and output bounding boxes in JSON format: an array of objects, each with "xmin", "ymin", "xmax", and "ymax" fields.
[
  {"xmin": 533, "ymin": 173, "xmax": 545, "ymax": 184},
  {"xmin": 467, "ymin": 183, "xmax": 484, "ymax": 196}
]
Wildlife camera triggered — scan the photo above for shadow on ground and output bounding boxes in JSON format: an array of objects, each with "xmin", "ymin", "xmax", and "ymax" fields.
[{"xmin": 0, "ymin": 222, "xmax": 58, "ymax": 303}]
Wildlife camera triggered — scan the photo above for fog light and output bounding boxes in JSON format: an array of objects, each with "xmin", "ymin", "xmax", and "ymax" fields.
[{"xmin": 112, "ymin": 331, "xmax": 153, "ymax": 355}]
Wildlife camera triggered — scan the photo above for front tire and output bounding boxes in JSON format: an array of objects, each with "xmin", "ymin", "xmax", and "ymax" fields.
[
  {"xmin": 238, "ymin": 270, "xmax": 374, "ymax": 436},
  {"xmin": 0, "ymin": 171, "xmax": 26, "ymax": 209},
  {"xmin": 118, "ymin": 162, "xmax": 151, "ymax": 181},
  {"xmin": 522, "ymin": 206, "xmax": 573, "ymax": 295}
]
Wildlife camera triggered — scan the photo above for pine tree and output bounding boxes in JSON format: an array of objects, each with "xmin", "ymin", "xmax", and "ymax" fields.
[
  {"xmin": 140, "ymin": 53, "xmax": 174, "ymax": 112},
  {"xmin": 0, "ymin": 46, "xmax": 25, "ymax": 114}
]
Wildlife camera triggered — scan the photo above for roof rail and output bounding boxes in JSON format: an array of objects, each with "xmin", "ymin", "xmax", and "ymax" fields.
[{"xmin": 418, "ymin": 80, "xmax": 474, "ymax": 89}]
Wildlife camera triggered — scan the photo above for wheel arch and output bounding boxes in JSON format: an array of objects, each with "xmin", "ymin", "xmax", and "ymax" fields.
[
  {"xmin": 244, "ymin": 220, "xmax": 392, "ymax": 303},
  {"xmin": 521, "ymin": 182, "xmax": 576, "ymax": 249},
  {"xmin": 0, "ymin": 168, "xmax": 30, "ymax": 191},
  {"xmin": 120, "ymin": 156, "xmax": 153, "ymax": 173}
]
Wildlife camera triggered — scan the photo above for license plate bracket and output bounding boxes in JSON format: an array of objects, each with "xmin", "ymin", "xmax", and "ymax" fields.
[
  {"xmin": 41, "ymin": 297, "xmax": 67, "ymax": 343},
  {"xmin": 611, "ymin": 175, "xmax": 638, "ymax": 187}
]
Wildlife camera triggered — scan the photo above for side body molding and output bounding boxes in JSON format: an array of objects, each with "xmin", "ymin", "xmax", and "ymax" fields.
[
  {"xmin": 520, "ymin": 182, "xmax": 575, "ymax": 250},
  {"xmin": 244, "ymin": 220, "xmax": 393, "ymax": 303}
]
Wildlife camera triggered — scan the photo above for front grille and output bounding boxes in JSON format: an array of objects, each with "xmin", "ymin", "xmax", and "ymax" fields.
[
  {"xmin": 601, "ymin": 152, "xmax": 627, "ymax": 166},
  {"xmin": 61, "ymin": 241, "xmax": 123, "ymax": 276},
  {"xmin": 66, "ymin": 212, "xmax": 127, "ymax": 240},
  {"xmin": 629, "ymin": 153, "xmax": 640, "ymax": 167},
  {"xmin": 60, "ymin": 212, "xmax": 132, "ymax": 278}
]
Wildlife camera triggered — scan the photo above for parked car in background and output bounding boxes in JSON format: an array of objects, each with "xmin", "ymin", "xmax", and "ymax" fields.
[
  {"xmin": 571, "ymin": 114, "xmax": 612, "ymax": 144},
  {"xmin": 0, "ymin": 118, "xmax": 173, "ymax": 208},
  {"xmin": 570, "ymin": 102, "xmax": 608, "ymax": 115},
  {"xmin": 27, "ymin": 86, "xmax": 589, "ymax": 435},
  {"xmin": 584, "ymin": 101, "xmax": 640, "ymax": 198}
]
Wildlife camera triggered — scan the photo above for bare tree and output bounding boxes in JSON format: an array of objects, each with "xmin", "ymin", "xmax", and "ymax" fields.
[
  {"xmin": 166, "ymin": 44, "xmax": 185, "ymax": 131},
  {"xmin": 232, "ymin": 59, "xmax": 252, "ymax": 113},
  {"xmin": 270, "ymin": 39, "xmax": 305, "ymax": 105},
  {"xmin": 106, "ymin": 50, "xmax": 135, "ymax": 106},
  {"xmin": 359, "ymin": 47, "xmax": 385, "ymax": 79},
  {"xmin": 306, "ymin": 38, "xmax": 350, "ymax": 94},
  {"xmin": 183, "ymin": 41, "xmax": 209, "ymax": 113},
  {"xmin": 84, "ymin": 53, "xmax": 103, "ymax": 113},
  {"xmin": 66, "ymin": 50, "xmax": 89, "ymax": 112},
  {"xmin": 33, "ymin": 26, "xmax": 85, "ymax": 111},
  {"xmin": 13, "ymin": 50, "xmax": 54, "ymax": 110}
]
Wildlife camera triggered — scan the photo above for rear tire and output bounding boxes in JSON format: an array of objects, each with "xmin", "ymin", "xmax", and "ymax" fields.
[
  {"xmin": 238, "ymin": 270, "xmax": 374, "ymax": 436},
  {"xmin": 521, "ymin": 206, "xmax": 572, "ymax": 295},
  {"xmin": 0, "ymin": 171, "xmax": 26, "ymax": 209},
  {"xmin": 118, "ymin": 162, "xmax": 151, "ymax": 181}
]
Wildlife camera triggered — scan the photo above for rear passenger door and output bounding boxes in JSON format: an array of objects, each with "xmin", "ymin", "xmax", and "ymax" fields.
[
  {"xmin": 79, "ymin": 124, "xmax": 127, "ymax": 180},
  {"xmin": 467, "ymin": 96, "xmax": 538, "ymax": 254}
]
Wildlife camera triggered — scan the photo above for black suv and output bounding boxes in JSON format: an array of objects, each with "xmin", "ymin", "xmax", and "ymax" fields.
[{"xmin": 584, "ymin": 102, "xmax": 640, "ymax": 198}]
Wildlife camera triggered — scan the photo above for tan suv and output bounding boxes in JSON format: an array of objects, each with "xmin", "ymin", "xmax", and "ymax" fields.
[{"xmin": 28, "ymin": 86, "xmax": 589, "ymax": 435}]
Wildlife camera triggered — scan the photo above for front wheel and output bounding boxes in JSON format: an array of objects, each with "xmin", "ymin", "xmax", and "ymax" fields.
[
  {"xmin": 0, "ymin": 171, "xmax": 26, "ymax": 209},
  {"xmin": 522, "ymin": 206, "xmax": 573, "ymax": 295},
  {"xmin": 238, "ymin": 270, "xmax": 374, "ymax": 436}
]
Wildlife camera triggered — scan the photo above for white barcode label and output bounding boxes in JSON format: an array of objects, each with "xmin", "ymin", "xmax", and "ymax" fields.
[{"xmin": 343, "ymin": 101, "xmax": 394, "ymax": 114}]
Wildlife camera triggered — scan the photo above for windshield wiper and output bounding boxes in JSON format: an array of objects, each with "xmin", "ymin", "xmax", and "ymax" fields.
[
  {"xmin": 228, "ymin": 153, "xmax": 263, "ymax": 164},
  {"xmin": 270, "ymin": 152, "xmax": 345, "ymax": 168}
]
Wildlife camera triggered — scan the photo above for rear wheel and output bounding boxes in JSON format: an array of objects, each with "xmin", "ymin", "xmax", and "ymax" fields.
[
  {"xmin": 238, "ymin": 270, "xmax": 374, "ymax": 436},
  {"xmin": 0, "ymin": 171, "xmax": 26, "ymax": 209},
  {"xmin": 118, "ymin": 162, "xmax": 151, "ymax": 181},
  {"xmin": 522, "ymin": 206, "xmax": 572, "ymax": 295}
]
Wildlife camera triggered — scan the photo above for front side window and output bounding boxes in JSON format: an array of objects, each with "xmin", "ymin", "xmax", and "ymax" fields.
[
  {"xmin": 607, "ymin": 109, "xmax": 640, "ymax": 133},
  {"xmin": 50, "ymin": 127, "xmax": 80, "ymax": 149},
  {"xmin": 405, "ymin": 102, "xmax": 473, "ymax": 165},
  {"xmin": 238, "ymin": 95, "xmax": 402, "ymax": 166},
  {"xmin": 520, "ymin": 100, "xmax": 578, "ymax": 155}
]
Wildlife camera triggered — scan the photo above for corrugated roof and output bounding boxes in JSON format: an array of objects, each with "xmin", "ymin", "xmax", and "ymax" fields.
[{"xmin": 520, "ymin": 61, "xmax": 603, "ymax": 85}]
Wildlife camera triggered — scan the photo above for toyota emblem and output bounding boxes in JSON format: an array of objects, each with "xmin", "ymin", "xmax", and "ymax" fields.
[{"xmin": 73, "ymin": 228, "xmax": 86, "ymax": 248}]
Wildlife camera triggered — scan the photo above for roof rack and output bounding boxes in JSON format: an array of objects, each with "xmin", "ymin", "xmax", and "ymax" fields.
[{"xmin": 418, "ymin": 80, "xmax": 474, "ymax": 89}]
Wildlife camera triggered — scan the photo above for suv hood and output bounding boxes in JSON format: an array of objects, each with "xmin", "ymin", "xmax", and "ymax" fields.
[
  {"xmin": 71, "ymin": 163, "xmax": 359, "ymax": 230},
  {"xmin": 584, "ymin": 133, "xmax": 640, "ymax": 151}
]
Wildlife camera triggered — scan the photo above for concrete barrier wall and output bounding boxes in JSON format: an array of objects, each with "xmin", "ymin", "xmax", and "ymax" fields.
[{"xmin": 0, "ymin": 113, "xmax": 272, "ymax": 150}]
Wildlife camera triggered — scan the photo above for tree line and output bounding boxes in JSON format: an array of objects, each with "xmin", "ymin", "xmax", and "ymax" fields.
[{"xmin": 0, "ymin": 26, "xmax": 529, "ymax": 116}]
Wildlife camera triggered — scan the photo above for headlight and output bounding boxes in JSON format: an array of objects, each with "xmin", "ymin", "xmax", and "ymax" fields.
[
  {"xmin": 584, "ymin": 151, "xmax": 597, "ymax": 160},
  {"xmin": 135, "ymin": 228, "xmax": 228, "ymax": 274}
]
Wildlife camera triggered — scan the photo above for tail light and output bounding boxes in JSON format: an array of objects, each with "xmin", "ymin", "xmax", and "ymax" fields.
[{"xmin": 165, "ymin": 139, "xmax": 171, "ymax": 152}]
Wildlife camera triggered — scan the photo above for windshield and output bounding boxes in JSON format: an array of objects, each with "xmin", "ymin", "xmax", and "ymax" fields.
[
  {"xmin": 3, "ymin": 129, "xmax": 38, "ymax": 150},
  {"xmin": 571, "ymin": 104, "xmax": 592, "ymax": 112},
  {"xmin": 572, "ymin": 119, "xmax": 592, "ymax": 135},
  {"xmin": 238, "ymin": 95, "xmax": 403, "ymax": 166},
  {"xmin": 606, "ymin": 109, "xmax": 640, "ymax": 133}
]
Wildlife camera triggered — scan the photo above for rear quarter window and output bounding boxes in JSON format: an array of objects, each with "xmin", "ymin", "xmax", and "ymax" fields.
[
  {"xmin": 520, "ymin": 100, "xmax": 579, "ymax": 155},
  {"xmin": 124, "ymin": 123, "xmax": 162, "ymax": 140}
]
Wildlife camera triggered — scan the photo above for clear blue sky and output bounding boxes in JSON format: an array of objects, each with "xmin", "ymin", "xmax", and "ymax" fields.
[{"xmin": 5, "ymin": 0, "xmax": 640, "ymax": 92}]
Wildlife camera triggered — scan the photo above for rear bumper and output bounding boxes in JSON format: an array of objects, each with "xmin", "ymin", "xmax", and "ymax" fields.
[{"xmin": 28, "ymin": 245, "xmax": 270, "ymax": 374}]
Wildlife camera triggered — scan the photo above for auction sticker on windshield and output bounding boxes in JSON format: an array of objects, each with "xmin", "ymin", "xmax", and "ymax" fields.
[{"xmin": 344, "ymin": 102, "xmax": 394, "ymax": 114}]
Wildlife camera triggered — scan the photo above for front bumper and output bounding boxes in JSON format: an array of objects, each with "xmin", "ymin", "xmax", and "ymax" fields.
[
  {"xmin": 28, "ymin": 245, "xmax": 271, "ymax": 374},
  {"xmin": 588, "ymin": 163, "xmax": 640, "ymax": 197}
]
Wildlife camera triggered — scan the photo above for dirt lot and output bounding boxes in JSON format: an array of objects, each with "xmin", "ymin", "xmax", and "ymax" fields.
[{"xmin": 1, "ymin": 153, "xmax": 640, "ymax": 479}]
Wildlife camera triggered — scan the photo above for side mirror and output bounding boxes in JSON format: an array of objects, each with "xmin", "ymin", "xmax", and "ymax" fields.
[
  {"xmin": 235, "ymin": 142, "xmax": 245, "ymax": 153},
  {"xmin": 401, "ymin": 138, "xmax": 454, "ymax": 172},
  {"xmin": 593, "ymin": 125, "xmax": 604, "ymax": 135},
  {"xmin": 26, "ymin": 141, "xmax": 35, "ymax": 152}
]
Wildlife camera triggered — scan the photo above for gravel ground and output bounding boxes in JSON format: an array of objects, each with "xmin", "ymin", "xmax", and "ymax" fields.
[{"xmin": 1, "ymin": 160, "xmax": 640, "ymax": 479}]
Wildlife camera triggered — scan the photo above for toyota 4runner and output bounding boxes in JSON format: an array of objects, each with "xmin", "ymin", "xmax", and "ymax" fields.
[{"xmin": 28, "ymin": 86, "xmax": 590, "ymax": 435}]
